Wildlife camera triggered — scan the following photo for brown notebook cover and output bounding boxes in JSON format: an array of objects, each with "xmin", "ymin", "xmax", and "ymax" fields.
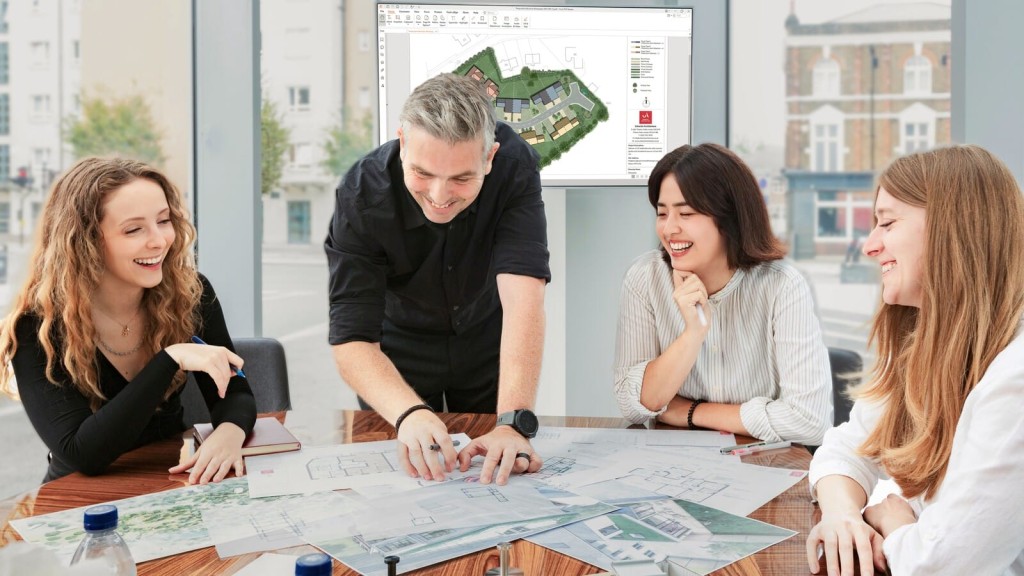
[{"xmin": 193, "ymin": 416, "xmax": 301, "ymax": 457}]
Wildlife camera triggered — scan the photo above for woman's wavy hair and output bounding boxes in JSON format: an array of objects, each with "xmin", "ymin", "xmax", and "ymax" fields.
[
  {"xmin": 855, "ymin": 145, "xmax": 1024, "ymax": 500},
  {"xmin": 647, "ymin": 143, "xmax": 785, "ymax": 269},
  {"xmin": 0, "ymin": 157, "xmax": 203, "ymax": 409}
]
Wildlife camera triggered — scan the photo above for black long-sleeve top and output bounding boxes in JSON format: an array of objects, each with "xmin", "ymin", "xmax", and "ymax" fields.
[
  {"xmin": 12, "ymin": 275, "xmax": 256, "ymax": 482},
  {"xmin": 325, "ymin": 121, "xmax": 551, "ymax": 345}
]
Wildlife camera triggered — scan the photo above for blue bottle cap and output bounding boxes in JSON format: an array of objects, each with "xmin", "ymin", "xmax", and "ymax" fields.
[
  {"xmin": 82, "ymin": 504, "xmax": 118, "ymax": 531},
  {"xmin": 295, "ymin": 552, "xmax": 332, "ymax": 576}
]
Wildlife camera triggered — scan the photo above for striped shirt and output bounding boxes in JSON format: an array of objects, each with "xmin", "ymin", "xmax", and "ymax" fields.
[{"xmin": 613, "ymin": 250, "xmax": 832, "ymax": 445}]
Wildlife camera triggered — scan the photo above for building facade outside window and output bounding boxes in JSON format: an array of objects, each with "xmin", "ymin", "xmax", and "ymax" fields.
[
  {"xmin": 732, "ymin": 0, "xmax": 952, "ymax": 373},
  {"xmin": 287, "ymin": 200, "xmax": 311, "ymax": 244},
  {"xmin": 812, "ymin": 56, "xmax": 840, "ymax": 97},
  {"xmin": 903, "ymin": 53, "xmax": 932, "ymax": 94},
  {"xmin": 288, "ymin": 85, "xmax": 310, "ymax": 112}
]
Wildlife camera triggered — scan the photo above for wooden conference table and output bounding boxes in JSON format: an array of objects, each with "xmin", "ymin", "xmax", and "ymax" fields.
[{"xmin": 0, "ymin": 410, "xmax": 820, "ymax": 575}]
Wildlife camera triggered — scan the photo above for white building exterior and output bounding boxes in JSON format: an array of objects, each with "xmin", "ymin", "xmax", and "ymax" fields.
[{"xmin": 260, "ymin": 0, "xmax": 344, "ymax": 246}]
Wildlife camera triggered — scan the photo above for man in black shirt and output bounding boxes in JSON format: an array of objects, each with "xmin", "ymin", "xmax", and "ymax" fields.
[{"xmin": 325, "ymin": 73, "xmax": 550, "ymax": 486}]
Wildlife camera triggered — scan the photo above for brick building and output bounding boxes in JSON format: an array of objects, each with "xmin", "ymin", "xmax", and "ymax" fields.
[{"xmin": 783, "ymin": 3, "xmax": 951, "ymax": 258}]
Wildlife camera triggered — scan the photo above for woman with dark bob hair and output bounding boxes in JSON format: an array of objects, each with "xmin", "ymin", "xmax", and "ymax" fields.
[{"xmin": 613, "ymin": 143, "xmax": 831, "ymax": 444}]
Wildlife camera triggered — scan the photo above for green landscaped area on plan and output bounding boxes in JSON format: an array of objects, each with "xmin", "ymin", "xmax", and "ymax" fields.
[{"xmin": 454, "ymin": 47, "xmax": 608, "ymax": 168}]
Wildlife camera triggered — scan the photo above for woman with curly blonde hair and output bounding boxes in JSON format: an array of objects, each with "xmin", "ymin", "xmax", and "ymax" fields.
[
  {"xmin": 806, "ymin": 145, "xmax": 1024, "ymax": 575},
  {"xmin": 0, "ymin": 157, "xmax": 255, "ymax": 484}
]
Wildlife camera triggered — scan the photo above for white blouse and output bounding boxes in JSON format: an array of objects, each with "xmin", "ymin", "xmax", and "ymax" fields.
[
  {"xmin": 613, "ymin": 250, "xmax": 832, "ymax": 445},
  {"xmin": 809, "ymin": 317, "xmax": 1024, "ymax": 575}
]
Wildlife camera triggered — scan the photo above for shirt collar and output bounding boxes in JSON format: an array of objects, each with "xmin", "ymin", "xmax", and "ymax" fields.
[{"xmin": 708, "ymin": 267, "xmax": 746, "ymax": 303}]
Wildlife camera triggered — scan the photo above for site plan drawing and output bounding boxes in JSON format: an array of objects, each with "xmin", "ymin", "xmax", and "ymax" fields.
[
  {"xmin": 453, "ymin": 47, "xmax": 608, "ymax": 168},
  {"xmin": 10, "ymin": 477, "xmax": 314, "ymax": 564},
  {"xmin": 527, "ymin": 498, "xmax": 795, "ymax": 574}
]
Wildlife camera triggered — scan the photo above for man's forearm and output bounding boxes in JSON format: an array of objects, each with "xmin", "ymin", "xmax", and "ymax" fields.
[
  {"xmin": 332, "ymin": 341, "xmax": 424, "ymax": 424},
  {"xmin": 495, "ymin": 274, "xmax": 546, "ymax": 414}
]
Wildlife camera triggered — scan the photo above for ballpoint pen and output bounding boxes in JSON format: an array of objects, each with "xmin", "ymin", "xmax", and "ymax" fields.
[
  {"xmin": 721, "ymin": 440, "xmax": 791, "ymax": 456},
  {"xmin": 190, "ymin": 335, "xmax": 247, "ymax": 379}
]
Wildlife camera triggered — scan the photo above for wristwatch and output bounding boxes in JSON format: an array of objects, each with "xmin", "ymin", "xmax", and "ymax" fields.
[{"xmin": 496, "ymin": 409, "xmax": 539, "ymax": 439}]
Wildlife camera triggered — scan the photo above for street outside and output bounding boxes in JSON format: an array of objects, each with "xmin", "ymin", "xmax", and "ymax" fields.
[{"xmin": 0, "ymin": 245, "xmax": 876, "ymax": 500}]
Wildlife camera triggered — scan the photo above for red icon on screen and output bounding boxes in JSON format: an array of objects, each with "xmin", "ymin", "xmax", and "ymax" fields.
[{"xmin": 639, "ymin": 111, "xmax": 653, "ymax": 124}]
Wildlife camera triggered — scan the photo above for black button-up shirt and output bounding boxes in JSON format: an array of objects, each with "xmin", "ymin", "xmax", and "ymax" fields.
[{"xmin": 325, "ymin": 122, "xmax": 550, "ymax": 345}]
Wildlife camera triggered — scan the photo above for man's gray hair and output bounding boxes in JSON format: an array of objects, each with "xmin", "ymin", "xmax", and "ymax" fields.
[{"xmin": 400, "ymin": 73, "xmax": 496, "ymax": 158}]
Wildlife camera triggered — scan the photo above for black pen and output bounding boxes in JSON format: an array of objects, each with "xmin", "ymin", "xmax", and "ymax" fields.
[
  {"xmin": 190, "ymin": 335, "xmax": 247, "ymax": 379},
  {"xmin": 429, "ymin": 439, "xmax": 461, "ymax": 451}
]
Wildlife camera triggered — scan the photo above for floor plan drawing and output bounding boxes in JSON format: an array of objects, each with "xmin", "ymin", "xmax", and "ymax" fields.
[{"xmin": 245, "ymin": 434, "xmax": 472, "ymax": 498}]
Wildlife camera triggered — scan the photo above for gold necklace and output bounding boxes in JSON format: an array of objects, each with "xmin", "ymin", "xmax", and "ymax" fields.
[
  {"xmin": 97, "ymin": 337, "xmax": 143, "ymax": 357},
  {"xmin": 94, "ymin": 305, "xmax": 141, "ymax": 337}
]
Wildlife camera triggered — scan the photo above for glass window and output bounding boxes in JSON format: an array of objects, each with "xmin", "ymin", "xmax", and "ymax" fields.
[
  {"xmin": 288, "ymin": 85, "xmax": 310, "ymax": 111},
  {"xmin": 287, "ymin": 200, "xmax": 311, "ymax": 244},
  {"xmin": 0, "ymin": 0, "xmax": 194, "ymax": 501},
  {"xmin": 812, "ymin": 57, "xmax": 840, "ymax": 97},
  {"xmin": 259, "ymin": 0, "xmax": 364, "ymax": 421},
  {"xmin": 0, "ymin": 93, "xmax": 8, "ymax": 135},
  {"xmin": 30, "ymin": 41, "xmax": 49, "ymax": 68},
  {"xmin": 0, "ymin": 42, "xmax": 8, "ymax": 84},
  {"xmin": 731, "ymin": 0, "xmax": 952, "ymax": 370},
  {"xmin": 898, "ymin": 103, "xmax": 937, "ymax": 155},
  {"xmin": 904, "ymin": 54, "xmax": 932, "ymax": 95},
  {"xmin": 0, "ymin": 201, "xmax": 8, "ymax": 233},
  {"xmin": 31, "ymin": 94, "xmax": 51, "ymax": 119}
]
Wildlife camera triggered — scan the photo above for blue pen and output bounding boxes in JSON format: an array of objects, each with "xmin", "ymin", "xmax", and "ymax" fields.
[{"xmin": 190, "ymin": 335, "xmax": 247, "ymax": 379}]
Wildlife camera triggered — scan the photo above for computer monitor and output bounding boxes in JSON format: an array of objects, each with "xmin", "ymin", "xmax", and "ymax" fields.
[{"xmin": 377, "ymin": 3, "xmax": 693, "ymax": 186}]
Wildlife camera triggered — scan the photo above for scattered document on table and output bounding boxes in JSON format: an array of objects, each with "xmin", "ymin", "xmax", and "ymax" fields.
[
  {"xmin": 305, "ymin": 481, "xmax": 617, "ymax": 576},
  {"xmin": 245, "ymin": 433, "xmax": 472, "ymax": 498},
  {"xmin": 203, "ymin": 490, "xmax": 362, "ymax": 558},
  {"xmin": 231, "ymin": 552, "xmax": 306, "ymax": 575},
  {"xmin": 561, "ymin": 448, "xmax": 806, "ymax": 517},
  {"xmin": 10, "ymin": 477, "xmax": 300, "ymax": 564},
  {"xmin": 527, "ymin": 498, "xmax": 796, "ymax": 575}
]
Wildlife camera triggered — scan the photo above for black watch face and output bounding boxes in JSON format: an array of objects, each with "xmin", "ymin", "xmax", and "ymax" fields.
[{"xmin": 516, "ymin": 410, "xmax": 539, "ymax": 434}]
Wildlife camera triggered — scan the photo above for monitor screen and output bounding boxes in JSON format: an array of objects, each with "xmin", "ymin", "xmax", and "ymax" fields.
[{"xmin": 377, "ymin": 3, "xmax": 693, "ymax": 186}]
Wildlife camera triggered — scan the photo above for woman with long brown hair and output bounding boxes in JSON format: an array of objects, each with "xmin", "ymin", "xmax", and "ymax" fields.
[
  {"xmin": 0, "ymin": 157, "xmax": 256, "ymax": 484},
  {"xmin": 806, "ymin": 145, "xmax": 1024, "ymax": 575}
]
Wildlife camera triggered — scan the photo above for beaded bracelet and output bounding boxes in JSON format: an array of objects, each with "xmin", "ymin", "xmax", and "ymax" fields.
[
  {"xmin": 394, "ymin": 403, "xmax": 434, "ymax": 434},
  {"xmin": 687, "ymin": 398, "xmax": 706, "ymax": 430}
]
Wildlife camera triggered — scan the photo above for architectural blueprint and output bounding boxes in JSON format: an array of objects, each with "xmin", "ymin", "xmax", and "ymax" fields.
[
  {"xmin": 203, "ymin": 490, "xmax": 359, "ymax": 558},
  {"xmin": 245, "ymin": 434, "xmax": 472, "ymax": 498},
  {"xmin": 527, "ymin": 498, "xmax": 795, "ymax": 574},
  {"xmin": 566, "ymin": 448, "xmax": 807, "ymax": 516},
  {"xmin": 304, "ymin": 481, "xmax": 617, "ymax": 576}
]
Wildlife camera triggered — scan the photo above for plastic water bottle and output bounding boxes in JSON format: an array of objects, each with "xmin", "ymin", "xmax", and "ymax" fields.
[
  {"xmin": 295, "ymin": 552, "xmax": 332, "ymax": 575},
  {"xmin": 69, "ymin": 504, "xmax": 137, "ymax": 575}
]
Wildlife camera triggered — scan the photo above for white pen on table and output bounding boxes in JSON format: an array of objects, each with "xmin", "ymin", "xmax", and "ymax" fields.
[{"xmin": 720, "ymin": 440, "xmax": 791, "ymax": 455}]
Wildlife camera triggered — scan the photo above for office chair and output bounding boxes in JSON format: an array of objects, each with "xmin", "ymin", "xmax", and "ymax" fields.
[
  {"xmin": 827, "ymin": 347, "xmax": 862, "ymax": 426},
  {"xmin": 179, "ymin": 337, "xmax": 291, "ymax": 428}
]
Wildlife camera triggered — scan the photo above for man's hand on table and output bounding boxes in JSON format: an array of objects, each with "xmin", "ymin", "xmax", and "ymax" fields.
[
  {"xmin": 395, "ymin": 409, "xmax": 458, "ymax": 481},
  {"xmin": 457, "ymin": 425, "xmax": 543, "ymax": 486}
]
